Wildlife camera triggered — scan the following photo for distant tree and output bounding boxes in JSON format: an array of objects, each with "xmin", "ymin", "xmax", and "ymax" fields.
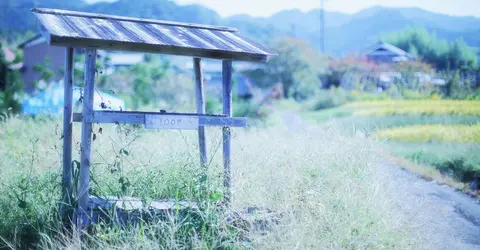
[
  {"xmin": 448, "ymin": 39, "xmax": 478, "ymax": 70},
  {"xmin": 0, "ymin": 43, "xmax": 23, "ymax": 113},
  {"xmin": 446, "ymin": 70, "xmax": 469, "ymax": 99},
  {"xmin": 386, "ymin": 27, "xmax": 478, "ymax": 71},
  {"xmin": 102, "ymin": 57, "xmax": 177, "ymax": 110},
  {"xmin": 263, "ymin": 37, "xmax": 325, "ymax": 99},
  {"xmin": 33, "ymin": 57, "xmax": 55, "ymax": 88}
]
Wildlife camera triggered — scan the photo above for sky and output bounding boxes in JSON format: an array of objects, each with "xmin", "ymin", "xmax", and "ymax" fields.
[{"xmin": 85, "ymin": 0, "xmax": 480, "ymax": 18}]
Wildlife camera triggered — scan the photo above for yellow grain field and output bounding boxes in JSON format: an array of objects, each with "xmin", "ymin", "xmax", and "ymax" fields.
[{"xmin": 376, "ymin": 124, "xmax": 480, "ymax": 143}]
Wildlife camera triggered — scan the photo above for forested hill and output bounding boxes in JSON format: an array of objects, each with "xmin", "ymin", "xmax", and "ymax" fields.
[{"xmin": 2, "ymin": 0, "xmax": 479, "ymax": 55}]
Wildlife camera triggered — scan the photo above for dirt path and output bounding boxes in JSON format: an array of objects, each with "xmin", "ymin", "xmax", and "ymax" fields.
[
  {"xmin": 281, "ymin": 111, "xmax": 480, "ymax": 249},
  {"xmin": 383, "ymin": 162, "xmax": 480, "ymax": 250}
]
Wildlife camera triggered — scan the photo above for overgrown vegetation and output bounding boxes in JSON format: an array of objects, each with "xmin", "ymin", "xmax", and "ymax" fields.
[{"xmin": 0, "ymin": 115, "xmax": 419, "ymax": 249}]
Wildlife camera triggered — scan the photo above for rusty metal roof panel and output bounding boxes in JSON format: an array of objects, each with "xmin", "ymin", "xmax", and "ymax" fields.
[{"xmin": 32, "ymin": 8, "xmax": 275, "ymax": 62}]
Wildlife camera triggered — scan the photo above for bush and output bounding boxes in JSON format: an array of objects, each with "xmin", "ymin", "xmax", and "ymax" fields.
[
  {"xmin": 233, "ymin": 99, "xmax": 267, "ymax": 119},
  {"xmin": 311, "ymin": 88, "xmax": 392, "ymax": 111},
  {"xmin": 205, "ymin": 96, "xmax": 222, "ymax": 114},
  {"xmin": 311, "ymin": 89, "xmax": 347, "ymax": 110},
  {"xmin": 0, "ymin": 45, "xmax": 23, "ymax": 113}
]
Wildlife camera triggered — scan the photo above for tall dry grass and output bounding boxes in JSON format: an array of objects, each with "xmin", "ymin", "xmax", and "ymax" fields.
[{"xmin": 0, "ymin": 114, "xmax": 420, "ymax": 249}]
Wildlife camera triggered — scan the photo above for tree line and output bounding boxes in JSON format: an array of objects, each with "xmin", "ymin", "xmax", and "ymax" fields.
[{"xmin": 386, "ymin": 27, "xmax": 478, "ymax": 71}]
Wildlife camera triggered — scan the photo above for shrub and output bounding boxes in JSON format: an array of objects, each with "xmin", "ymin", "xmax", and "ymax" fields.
[
  {"xmin": 233, "ymin": 100, "xmax": 266, "ymax": 118},
  {"xmin": 311, "ymin": 89, "xmax": 347, "ymax": 110},
  {"xmin": 311, "ymin": 88, "xmax": 393, "ymax": 111},
  {"xmin": 205, "ymin": 96, "xmax": 222, "ymax": 114}
]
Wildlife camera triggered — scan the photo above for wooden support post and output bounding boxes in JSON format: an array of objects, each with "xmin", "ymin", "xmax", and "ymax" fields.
[
  {"xmin": 194, "ymin": 58, "xmax": 207, "ymax": 166},
  {"xmin": 61, "ymin": 47, "xmax": 74, "ymax": 223},
  {"xmin": 222, "ymin": 60, "xmax": 233, "ymax": 204},
  {"xmin": 77, "ymin": 48, "xmax": 96, "ymax": 229}
]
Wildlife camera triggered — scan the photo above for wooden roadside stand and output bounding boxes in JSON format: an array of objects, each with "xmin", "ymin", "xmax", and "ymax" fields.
[{"xmin": 31, "ymin": 8, "xmax": 275, "ymax": 229}]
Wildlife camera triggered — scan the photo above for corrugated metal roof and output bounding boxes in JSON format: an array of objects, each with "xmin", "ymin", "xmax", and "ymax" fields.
[{"xmin": 32, "ymin": 8, "xmax": 275, "ymax": 62}]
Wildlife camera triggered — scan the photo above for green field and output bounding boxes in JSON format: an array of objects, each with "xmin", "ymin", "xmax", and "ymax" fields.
[
  {"xmin": 306, "ymin": 100, "xmax": 480, "ymax": 186},
  {"xmin": 0, "ymin": 115, "xmax": 416, "ymax": 249}
]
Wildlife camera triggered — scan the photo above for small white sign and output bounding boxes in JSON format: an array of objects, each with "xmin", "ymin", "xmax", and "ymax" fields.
[{"xmin": 145, "ymin": 115, "xmax": 199, "ymax": 130}]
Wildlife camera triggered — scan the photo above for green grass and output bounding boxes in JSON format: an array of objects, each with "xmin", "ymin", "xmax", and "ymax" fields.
[
  {"xmin": 304, "ymin": 100, "xmax": 480, "ymax": 123},
  {"xmin": 304, "ymin": 114, "xmax": 480, "ymax": 137},
  {"xmin": 0, "ymin": 115, "xmax": 418, "ymax": 249},
  {"xmin": 386, "ymin": 142, "xmax": 480, "ymax": 182},
  {"xmin": 302, "ymin": 107, "xmax": 353, "ymax": 123},
  {"xmin": 305, "ymin": 99, "xmax": 480, "ymax": 187}
]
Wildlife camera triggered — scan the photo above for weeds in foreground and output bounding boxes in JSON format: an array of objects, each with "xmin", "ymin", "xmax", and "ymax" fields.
[{"xmin": 0, "ymin": 115, "xmax": 420, "ymax": 249}]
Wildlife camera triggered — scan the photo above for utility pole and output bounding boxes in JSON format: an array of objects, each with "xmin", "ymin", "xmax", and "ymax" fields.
[{"xmin": 320, "ymin": 0, "xmax": 325, "ymax": 54}]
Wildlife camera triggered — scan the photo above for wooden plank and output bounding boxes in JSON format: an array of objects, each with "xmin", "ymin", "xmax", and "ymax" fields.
[
  {"xmin": 145, "ymin": 115, "xmax": 199, "ymax": 130},
  {"xmin": 222, "ymin": 60, "xmax": 233, "ymax": 204},
  {"xmin": 77, "ymin": 48, "xmax": 96, "ymax": 229},
  {"xmin": 194, "ymin": 58, "xmax": 208, "ymax": 166},
  {"xmin": 47, "ymin": 35, "xmax": 269, "ymax": 63},
  {"xmin": 61, "ymin": 47, "xmax": 74, "ymax": 223},
  {"xmin": 88, "ymin": 195, "xmax": 198, "ymax": 226},
  {"xmin": 73, "ymin": 111, "xmax": 247, "ymax": 127}
]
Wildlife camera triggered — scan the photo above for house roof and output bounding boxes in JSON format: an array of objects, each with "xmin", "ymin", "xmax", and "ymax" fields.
[
  {"xmin": 32, "ymin": 8, "xmax": 275, "ymax": 62},
  {"xmin": 366, "ymin": 42, "xmax": 415, "ymax": 59},
  {"xmin": 18, "ymin": 34, "xmax": 44, "ymax": 49}
]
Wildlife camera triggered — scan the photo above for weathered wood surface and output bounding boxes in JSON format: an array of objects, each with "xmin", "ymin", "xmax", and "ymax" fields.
[
  {"xmin": 222, "ymin": 60, "xmax": 233, "ymax": 204},
  {"xmin": 32, "ymin": 8, "xmax": 274, "ymax": 62},
  {"xmin": 33, "ymin": 8, "xmax": 238, "ymax": 32},
  {"xmin": 88, "ymin": 196, "xmax": 198, "ymax": 226},
  {"xmin": 73, "ymin": 111, "xmax": 247, "ymax": 128},
  {"xmin": 78, "ymin": 48, "xmax": 96, "ymax": 229},
  {"xmin": 47, "ymin": 37, "xmax": 270, "ymax": 62},
  {"xmin": 194, "ymin": 58, "xmax": 208, "ymax": 166},
  {"xmin": 145, "ymin": 114, "xmax": 199, "ymax": 129},
  {"xmin": 61, "ymin": 47, "xmax": 74, "ymax": 222}
]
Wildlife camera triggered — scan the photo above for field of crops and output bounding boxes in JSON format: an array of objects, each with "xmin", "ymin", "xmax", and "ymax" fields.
[
  {"xmin": 376, "ymin": 125, "xmax": 480, "ymax": 143},
  {"xmin": 309, "ymin": 99, "xmax": 480, "ymax": 188}
]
